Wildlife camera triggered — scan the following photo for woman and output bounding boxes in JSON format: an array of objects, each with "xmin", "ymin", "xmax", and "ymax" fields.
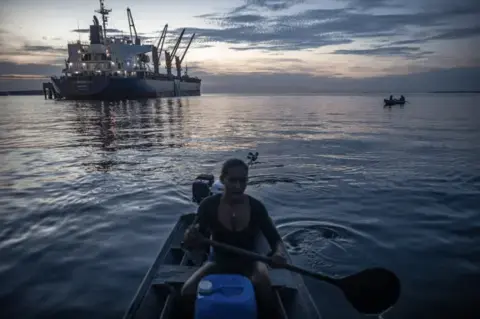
[{"xmin": 182, "ymin": 158, "xmax": 287, "ymax": 317}]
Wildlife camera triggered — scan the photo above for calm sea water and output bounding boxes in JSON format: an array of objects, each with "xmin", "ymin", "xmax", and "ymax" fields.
[{"xmin": 0, "ymin": 94, "xmax": 479, "ymax": 319}]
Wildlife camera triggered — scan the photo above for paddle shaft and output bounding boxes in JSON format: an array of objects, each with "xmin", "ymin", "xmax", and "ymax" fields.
[
  {"xmin": 193, "ymin": 235, "xmax": 400, "ymax": 315},
  {"xmin": 202, "ymin": 237, "xmax": 337, "ymax": 285}
]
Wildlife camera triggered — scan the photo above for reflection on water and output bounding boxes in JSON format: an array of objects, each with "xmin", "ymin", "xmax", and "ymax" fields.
[{"xmin": 70, "ymin": 98, "xmax": 186, "ymax": 172}]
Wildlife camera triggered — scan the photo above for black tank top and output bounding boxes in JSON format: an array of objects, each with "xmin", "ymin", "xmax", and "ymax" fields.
[{"xmin": 194, "ymin": 194, "xmax": 281, "ymax": 262}]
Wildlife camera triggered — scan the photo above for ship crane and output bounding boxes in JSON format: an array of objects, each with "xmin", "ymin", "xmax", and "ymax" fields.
[
  {"xmin": 164, "ymin": 28, "xmax": 185, "ymax": 76},
  {"xmin": 156, "ymin": 24, "xmax": 168, "ymax": 62},
  {"xmin": 95, "ymin": 0, "xmax": 111, "ymax": 41},
  {"xmin": 126, "ymin": 8, "xmax": 140, "ymax": 45},
  {"xmin": 179, "ymin": 33, "xmax": 195, "ymax": 64},
  {"xmin": 175, "ymin": 33, "xmax": 195, "ymax": 79},
  {"xmin": 156, "ymin": 25, "xmax": 168, "ymax": 63},
  {"xmin": 170, "ymin": 29, "xmax": 185, "ymax": 59},
  {"xmin": 152, "ymin": 24, "xmax": 168, "ymax": 74}
]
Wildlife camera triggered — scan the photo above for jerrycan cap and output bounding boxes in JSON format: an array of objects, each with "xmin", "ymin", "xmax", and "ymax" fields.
[{"xmin": 198, "ymin": 280, "xmax": 213, "ymax": 294}]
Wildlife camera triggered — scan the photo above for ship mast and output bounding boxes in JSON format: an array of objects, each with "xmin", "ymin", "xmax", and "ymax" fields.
[{"xmin": 95, "ymin": 0, "xmax": 112, "ymax": 42}]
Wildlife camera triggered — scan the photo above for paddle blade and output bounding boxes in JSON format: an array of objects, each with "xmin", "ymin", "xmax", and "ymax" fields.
[{"xmin": 338, "ymin": 267, "xmax": 400, "ymax": 315}]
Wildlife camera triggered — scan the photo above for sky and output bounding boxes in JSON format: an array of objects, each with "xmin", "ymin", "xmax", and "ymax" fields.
[{"xmin": 0, "ymin": 0, "xmax": 479, "ymax": 92}]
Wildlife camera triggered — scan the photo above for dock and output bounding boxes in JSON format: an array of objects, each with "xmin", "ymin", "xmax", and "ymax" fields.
[{"xmin": 42, "ymin": 82, "xmax": 62, "ymax": 100}]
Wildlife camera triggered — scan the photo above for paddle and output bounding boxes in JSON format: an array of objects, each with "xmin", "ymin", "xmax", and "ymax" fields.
[{"xmin": 198, "ymin": 236, "xmax": 400, "ymax": 315}]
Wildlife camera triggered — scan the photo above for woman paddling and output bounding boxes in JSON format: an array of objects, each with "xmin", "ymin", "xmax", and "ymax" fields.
[{"xmin": 182, "ymin": 158, "xmax": 287, "ymax": 318}]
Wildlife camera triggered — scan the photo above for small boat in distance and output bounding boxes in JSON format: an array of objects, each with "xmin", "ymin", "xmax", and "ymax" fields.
[
  {"xmin": 384, "ymin": 95, "xmax": 406, "ymax": 106},
  {"xmin": 384, "ymin": 99, "xmax": 406, "ymax": 106}
]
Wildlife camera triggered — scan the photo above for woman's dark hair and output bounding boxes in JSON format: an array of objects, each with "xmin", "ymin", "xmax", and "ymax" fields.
[{"xmin": 220, "ymin": 158, "xmax": 248, "ymax": 179}]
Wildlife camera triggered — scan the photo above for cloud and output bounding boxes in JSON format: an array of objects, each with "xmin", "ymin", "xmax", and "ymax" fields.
[
  {"xmin": 0, "ymin": 29, "xmax": 66, "ymax": 64},
  {"xmin": 193, "ymin": 56, "xmax": 333, "ymax": 76},
  {"xmin": 186, "ymin": 0, "xmax": 480, "ymax": 57},
  {"xmin": 71, "ymin": 28, "xmax": 125, "ymax": 34},
  {"xmin": 218, "ymin": 14, "xmax": 266, "ymax": 25},
  {"xmin": 0, "ymin": 74, "xmax": 49, "ymax": 80},
  {"xmin": 431, "ymin": 25, "xmax": 480, "ymax": 40},
  {"xmin": 396, "ymin": 25, "xmax": 480, "ymax": 45},
  {"xmin": 190, "ymin": 1, "xmax": 480, "ymax": 54},
  {"xmin": 0, "ymin": 61, "xmax": 61, "ymax": 76},
  {"xmin": 184, "ymin": 24, "xmax": 353, "ymax": 51},
  {"xmin": 71, "ymin": 28, "xmax": 157, "ymax": 42},
  {"xmin": 341, "ymin": 0, "xmax": 480, "ymax": 14},
  {"xmin": 22, "ymin": 45, "xmax": 66, "ymax": 54},
  {"xmin": 0, "ymin": 43, "xmax": 66, "ymax": 65},
  {"xmin": 142, "ymin": 28, "xmax": 196, "ymax": 49},
  {"xmin": 340, "ymin": 0, "xmax": 400, "ymax": 11},
  {"xmin": 42, "ymin": 36, "xmax": 63, "ymax": 41},
  {"xmin": 191, "ymin": 43, "xmax": 214, "ymax": 49},
  {"xmin": 333, "ymin": 46, "xmax": 433, "ymax": 59},
  {"xmin": 229, "ymin": 0, "xmax": 306, "ymax": 14}
]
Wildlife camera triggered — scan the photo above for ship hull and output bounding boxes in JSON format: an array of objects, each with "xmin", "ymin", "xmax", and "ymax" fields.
[{"xmin": 51, "ymin": 76, "xmax": 201, "ymax": 100}]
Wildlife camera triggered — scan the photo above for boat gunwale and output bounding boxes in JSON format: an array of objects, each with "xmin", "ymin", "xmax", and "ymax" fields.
[{"xmin": 122, "ymin": 214, "xmax": 192, "ymax": 319}]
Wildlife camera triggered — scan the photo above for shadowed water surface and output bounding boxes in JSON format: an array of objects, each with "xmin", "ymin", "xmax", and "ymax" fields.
[{"xmin": 1, "ymin": 94, "xmax": 479, "ymax": 318}]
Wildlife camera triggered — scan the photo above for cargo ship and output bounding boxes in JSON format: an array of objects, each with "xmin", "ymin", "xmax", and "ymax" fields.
[{"xmin": 51, "ymin": 0, "xmax": 201, "ymax": 100}]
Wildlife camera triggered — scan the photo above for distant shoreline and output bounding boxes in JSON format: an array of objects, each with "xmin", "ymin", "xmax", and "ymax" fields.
[
  {"xmin": 0, "ymin": 90, "xmax": 44, "ymax": 96},
  {"xmin": 429, "ymin": 91, "xmax": 480, "ymax": 94}
]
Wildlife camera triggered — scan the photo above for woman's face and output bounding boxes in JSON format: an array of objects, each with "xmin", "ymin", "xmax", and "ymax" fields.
[{"xmin": 221, "ymin": 166, "xmax": 248, "ymax": 199}]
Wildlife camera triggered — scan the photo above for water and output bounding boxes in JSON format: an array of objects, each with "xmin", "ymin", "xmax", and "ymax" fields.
[{"xmin": 1, "ymin": 94, "xmax": 479, "ymax": 319}]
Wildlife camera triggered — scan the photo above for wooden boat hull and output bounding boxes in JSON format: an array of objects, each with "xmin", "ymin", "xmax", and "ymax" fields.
[
  {"xmin": 384, "ymin": 99, "xmax": 406, "ymax": 106},
  {"xmin": 122, "ymin": 212, "xmax": 322, "ymax": 319}
]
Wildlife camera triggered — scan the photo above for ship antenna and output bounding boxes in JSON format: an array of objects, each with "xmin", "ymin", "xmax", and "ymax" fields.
[
  {"xmin": 77, "ymin": 20, "xmax": 81, "ymax": 42},
  {"xmin": 95, "ymin": 0, "xmax": 112, "ymax": 42}
]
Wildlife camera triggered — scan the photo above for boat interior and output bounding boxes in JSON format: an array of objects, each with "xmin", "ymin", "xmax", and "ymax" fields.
[{"xmin": 124, "ymin": 213, "xmax": 320, "ymax": 319}]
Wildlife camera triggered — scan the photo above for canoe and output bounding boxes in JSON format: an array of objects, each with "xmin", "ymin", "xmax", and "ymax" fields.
[
  {"xmin": 122, "ymin": 175, "xmax": 322, "ymax": 319},
  {"xmin": 384, "ymin": 99, "xmax": 406, "ymax": 106}
]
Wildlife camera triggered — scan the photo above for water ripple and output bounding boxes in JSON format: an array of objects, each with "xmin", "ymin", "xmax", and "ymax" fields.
[{"xmin": 1, "ymin": 95, "xmax": 480, "ymax": 319}]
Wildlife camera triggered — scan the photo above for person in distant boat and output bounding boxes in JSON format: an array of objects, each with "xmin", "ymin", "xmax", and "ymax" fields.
[
  {"xmin": 182, "ymin": 158, "xmax": 287, "ymax": 318},
  {"xmin": 389, "ymin": 95, "xmax": 393, "ymax": 100},
  {"xmin": 400, "ymin": 95, "xmax": 405, "ymax": 101}
]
